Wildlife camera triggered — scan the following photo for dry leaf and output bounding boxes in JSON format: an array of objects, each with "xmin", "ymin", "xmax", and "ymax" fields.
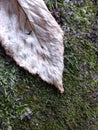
[{"xmin": 0, "ymin": 0, "xmax": 64, "ymax": 93}]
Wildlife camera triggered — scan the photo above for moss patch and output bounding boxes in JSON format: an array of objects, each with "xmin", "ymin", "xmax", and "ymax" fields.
[{"xmin": 0, "ymin": 0, "xmax": 98, "ymax": 130}]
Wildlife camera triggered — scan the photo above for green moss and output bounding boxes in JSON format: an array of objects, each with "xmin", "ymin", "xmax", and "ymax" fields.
[{"xmin": 0, "ymin": 0, "xmax": 98, "ymax": 130}]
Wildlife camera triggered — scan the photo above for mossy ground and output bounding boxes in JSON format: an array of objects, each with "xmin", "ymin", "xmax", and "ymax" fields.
[{"xmin": 0, "ymin": 1, "xmax": 98, "ymax": 130}]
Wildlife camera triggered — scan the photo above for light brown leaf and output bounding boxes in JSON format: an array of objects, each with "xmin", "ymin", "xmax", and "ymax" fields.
[{"xmin": 0, "ymin": 0, "xmax": 64, "ymax": 93}]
